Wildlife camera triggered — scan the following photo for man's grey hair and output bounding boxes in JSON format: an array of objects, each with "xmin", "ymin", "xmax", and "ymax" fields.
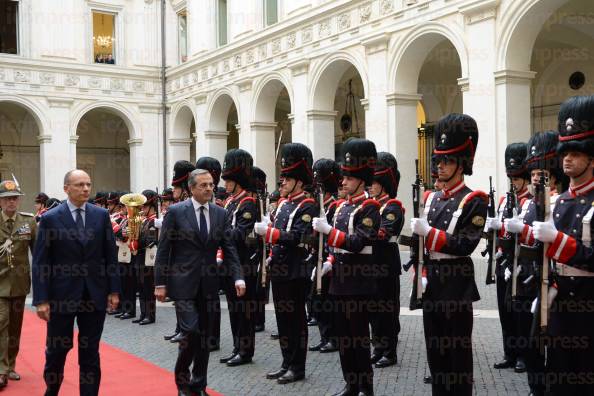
[{"xmin": 188, "ymin": 169, "xmax": 212, "ymax": 187}]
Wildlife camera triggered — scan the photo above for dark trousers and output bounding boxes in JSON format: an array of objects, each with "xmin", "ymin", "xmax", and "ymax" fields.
[
  {"xmin": 206, "ymin": 297, "xmax": 220, "ymax": 350},
  {"xmin": 120, "ymin": 262, "xmax": 137, "ymax": 316},
  {"xmin": 310, "ymin": 275, "xmax": 336, "ymax": 345},
  {"xmin": 43, "ymin": 308, "xmax": 106, "ymax": 396},
  {"xmin": 271, "ymin": 278, "xmax": 308, "ymax": 373},
  {"xmin": 423, "ymin": 301, "xmax": 473, "ymax": 396},
  {"xmin": 224, "ymin": 275, "xmax": 257, "ymax": 358},
  {"xmin": 546, "ymin": 295, "xmax": 594, "ymax": 396},
  {"xmin": 370, "ymin": 275, "xmax": 400, "ymax": 359},
  {"xmin": 496, "ymin": 275, "xmax": 516, "ymax": 361},
  {"xmin": 333, "ymin": 295, "xmax": 373, "ymax": 393},
  {"xmin": 174, "ymin": 298, "xmax": 218, "ymax": 392},
  {"xmin": 139, "ymin": 266, "xmax": 156, "ymax": 321}
]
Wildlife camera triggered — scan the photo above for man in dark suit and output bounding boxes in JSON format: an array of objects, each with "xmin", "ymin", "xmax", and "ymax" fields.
[
  {"xmin": 155, "ymin": 168, "xmax": 245, "ymax": 396},
  {"xmin": 32, "ymin": 170, "xmax": 121, "ymax": 396}
]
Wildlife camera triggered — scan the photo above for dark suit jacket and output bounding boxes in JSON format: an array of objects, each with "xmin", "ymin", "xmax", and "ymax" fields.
[
  {"xmin": 32, "ymin": 202, "xmax": 121, "ymax": 312},
  {"xmin": 155, "ymin": 199, "xmax": 242, "ymax": 300}
]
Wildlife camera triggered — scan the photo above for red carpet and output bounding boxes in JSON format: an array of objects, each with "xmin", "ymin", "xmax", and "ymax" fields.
[{"xmin": 11, "ymin": 310, "xmax": 223, "ymax": 395}]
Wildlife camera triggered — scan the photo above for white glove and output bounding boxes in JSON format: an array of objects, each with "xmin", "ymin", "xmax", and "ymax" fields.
[
  {"xmin": 410, "ymin": 218, "xmax": 431, "ymax": 237},
  {"xmin": 504, "ymin": 217, "xmax": 524, "ymax": 234},
  {"xmin": 312, "ymin": 217, "xmax": 332, "ymax": 235},
  {"xmin": 504, "ymin": 267, "xmax": 512, "ymax": 282},
  {"xmin": 484, "ymin": 217, "xmax": 502, "ymax": 231},
  {"xmin": 530, "ymin": 297, "xmax": 538, "ymax": 314},
  {"xmin": 321, "ymin": 261, "xmax": 332, "ymax": 276},
  {"xmin": 495, "ymin": 250, "xmax": 503, "ymax": 260},
  {"xmin": 533, "ymin": 221, "xmax": 558, "ymax": 243},
  {"xmin": 154, "ymin": 218, "xmax": 163, "ymax": 229},
  {"xmin": 422, "ymin": 276, "xmax": 428, "ymax": 291},
  {"xmin": 254, "ymin": 221, "xmax": 269, "ymax": 236}
]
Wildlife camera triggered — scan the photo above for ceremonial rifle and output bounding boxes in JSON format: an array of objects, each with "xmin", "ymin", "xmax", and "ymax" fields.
[
  {"xmin": 408, "ymin": 159, "xmax": 425, "ymax": 310},
  {"xmin": 483, "ymin": 177, "xmax": 497, "ymax": 285}
]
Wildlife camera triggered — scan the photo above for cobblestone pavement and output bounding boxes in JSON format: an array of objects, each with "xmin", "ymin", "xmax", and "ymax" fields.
[{"xmin": 59, "ymin": 250, "xmax": 531, "ymax": 395}]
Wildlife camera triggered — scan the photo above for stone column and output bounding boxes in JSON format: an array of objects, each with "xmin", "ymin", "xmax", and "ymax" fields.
[
  {"xmin": 307, "ymin": 110, "xmax": 337, "ymax": 160},
  {"xmin": 42, "ymin": 97, "xmax": 74, "ymax": 198},
  {"xmin": 203, "ymin": 130, "xmax": 229, "ymax": 163},
  {"xmin": 288, "ymin": 59, "xmax": 310, "ymax": 145},
  {"xmin": 250, "ymin": 121, "xmax": 277, "ymax": 189}
]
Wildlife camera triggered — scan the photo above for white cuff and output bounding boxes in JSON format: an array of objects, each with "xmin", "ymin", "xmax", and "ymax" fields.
[{"xmin": 235, "ymin": 280, "xmax": 246, "ymax": 288}]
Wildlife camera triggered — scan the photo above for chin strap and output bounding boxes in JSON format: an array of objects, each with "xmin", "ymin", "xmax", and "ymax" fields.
[{"xmin": 440, "ymin": 163, "xmax": 460, "ymax": 184}]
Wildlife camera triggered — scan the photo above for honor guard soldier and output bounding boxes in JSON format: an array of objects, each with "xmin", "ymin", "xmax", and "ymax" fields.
[
  {"xmin": 106, "ymin": 191, "xmax": 120, "ymax": 217},
  {"xmin": 114, "ymin": 191, "xmax": 139, "ymax": 321},
  {"xmin": 410, "ymin": 114, "xmax": 487, "ymax": 396},
  {"xmin": 155, "ymin": 188, "xmax": 174, "ymax": 231},
  {"xmin": 531, "ymin": 95, "xmax": 594, "ymax": 395},
  {"xmin": 250, "ymin": 166, "xmax": 269, "ymax": 333},
  {"xmin": 313, "ymin": 138, "xmax": 380, "ymax": 396},
  {"xmin": 172, "ymin": 160, "xmax": 196, "ymax": 202},
  {"xmin": 503, "ymin": 131, "xmax": 562, "ymax": 396},
  {"xmin": 107, "ymin": 191, "xmax": 125, "ymax": 316},
  {"xmin": 254, "ymin": 143, "xmax": 317, "ymax": 385},
  {"xmin": 0, "ymin": 180, "xmax": 36, "ymax": 388},
  {"xmin": 34, "ymin": 193, "xmax": 49, "ymax": 222},
  {"xmin": 369, "ymin": 152, "xmax": 404, "ymax": 369},
  {"xmin": 485, "ymin": 142, "xmax": 532, "ymax": 373},
  {"xmin": 308, "ymin": 158, "xmax": 342, "ymax": 354},
  {"xmin": 219, "ymin": 149, "xmax": 259, "ymax": 367},
  {"xmin": 130, "ymin": 190, "xmax": 159, "ymax": 325},
  {"xmin": 93, "ymin": 192, "xmax": 108, "ymax": 209},
  {"xmin": 195, "ymin": 156, "xmax": 224, "ymax": 351}
]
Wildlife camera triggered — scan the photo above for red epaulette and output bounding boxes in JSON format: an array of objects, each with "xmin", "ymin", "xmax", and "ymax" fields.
[
  {"xmin": 423, "ymin": 190, "xmax": 433, "ymax": 204},
  {"xmin": 361, "ymin": 199, "xmax": 380, "ymax": 209},
  {"xmin": 299, "ymin": 198, "xmax": 316, "ymax": 207},
  {"xmin": 465, "ymin": 190, "xmax": 489, "ymax": 204},
  {"xmin": 278, "ymin": 198, "xmax": 288, "ymax": 204},
  {"xmin": 385, "ymin": 198, "xmax": 405, "ymax": 214},
  {"xmin": 239, "ymin": 196, "xmax": 256, "ymax": 206},
  {"xmin": 520, "ymin": 197, "xmax": 529, "ymax": 207}
]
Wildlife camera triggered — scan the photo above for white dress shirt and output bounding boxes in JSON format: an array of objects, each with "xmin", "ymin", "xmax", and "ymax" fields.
[
  {"xmin": 66, "ymin": 199, "xmax": 86, "ymax": 226},
  {"xmin": 191, "ymin": 197, "xmax": 210, "ymax": 233}
]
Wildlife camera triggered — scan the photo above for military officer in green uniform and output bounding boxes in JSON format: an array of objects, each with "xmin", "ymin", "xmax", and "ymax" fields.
[{"xmin": 0, "ymin": 180, "xmax": 36, "ymax": 389}]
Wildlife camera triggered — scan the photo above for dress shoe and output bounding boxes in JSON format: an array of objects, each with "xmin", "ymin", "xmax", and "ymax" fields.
[
  {"xmin": 309, "ymin": 341, "xmax": 324, "ymax": 351},
  {"xmin": 514, "ymin": 358, "xmax": 527, "ymax": 373},
  {"xmin": 320, "ymin": 341, "xmax": 338, "ymax": 353},
  {"xmin": 170, "ymin": 333, "xmax": 185, "ymax": 343},
  {"xmin": 307, "ymin": 318, "xmax": 318, "ymax": 326},
  {"xmin": 107, "ymin": 310, "xmax": 121, "ymax": 316},
  {"xmin": 132, "ymin": 316, "xmax": 145, "ymax": 324},
  {"xmin": 277, "ymin": 369, "xmax": 304, "ymax": 384},
  {"xmin": 177, "ymin": 390, "xmax": 194, "ymax": 396},
  {"xmin": 423, "ymin": 375, "xmax": 432, "ymax": 384},
  {"xmin": 7, "ymin": 371, "xmax": 20, "ymax": 380},
  {"xmin": 270, "ymin": 332, "xmax": 279, "ymax": 340},
  {"xmin": 139, "ymin": 318, "xmax": 155, "ymax": 325},
  {"xmin": 226, "ymin": 355, "xmax": 252, "ymax": 366},
  {"xmin": 119, "ymin": 313, "xmax": 135, "ymax": 320},
  {"xmin": 374, "ymin": 356, "xmax": 396, "ymax": 368},
  {"xmin": 265, "ymin": 367, "xmax": 287, "ymax": 379},
  {"xmin": 220, "ymin": 352, "xmax": 238, "ymax": 363},
  {"xmin": 114, "ymin": 312, "xmax": 124, "ymax": 318},
  {"xmin": 254, "ymin": 324, "xmax": 264, "ymax": 332},
  {"xmin": 164, "ymin": 332, "xmax": 179, "ymax": 341},
  {"xmin": 0, "ymin": 374, "xmax": 6, "ymax": 388},
  {"xmin": 358, "ymin": 390, "xmax": 374, "ymax": 396},
  {"xmin": 331, "ymin": 385, "xmax": 358, "ymax": 396},
  {"xmin": 370, "ymin": 354, "xmax": 382, "ymax": 364},
  {"xmin": 493, "ymin": 358, "xmax": 515, "ymax": 369},
  {"xmin": 197, "ymin": 390, "xmax": 211, "ymax": 396}
]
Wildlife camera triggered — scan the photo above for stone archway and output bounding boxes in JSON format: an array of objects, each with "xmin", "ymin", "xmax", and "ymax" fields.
[{"xmin": 206, "ymin": 91, "xmax": 240, "ymax": 164}]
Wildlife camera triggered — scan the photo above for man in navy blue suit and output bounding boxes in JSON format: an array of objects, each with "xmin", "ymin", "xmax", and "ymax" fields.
[{"xmin": 32, "ymin": 169, "xmax": 121, "ymax": 396}]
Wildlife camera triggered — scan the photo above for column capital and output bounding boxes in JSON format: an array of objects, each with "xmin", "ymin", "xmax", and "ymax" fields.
[
  {"xmin": 37, "ymin": 134, "xmax": 52, "ymax": 144},
  {"xmin": 457, "ymin": 77, "xmax": 470, "ymax": 92},
  {"xmin": 361, "ymin": 33, "xmax": 390, "ymax": 55},
  {"xmin": 169, "ymin": 137, "xmax": 193, "ymax": 146},
  {"xmin": 139, "ymin": 104, "xmax": 164, "ymax": 114},
  {"xmin": 306, "ymin": 110, "xmax": 337, "ymax": 120},
  {"xmin": 494, "ymin": 69, "xmax": 537, "ymax": 85},
  {"xmin": 360, "ymin": 98, "xmax": 370, "ymax": 111},
  {"xmin": 204, "ymin": 130, "xmax": 229, "ymax": 139},
  {"xmin": 127, "ymin": 138, "xmax": 143, "ymax": 147},
  {"xmin": 287, "ymin": 114, "xmax": 296, "ymax": 124},
  {"xmin": 47, "ymin": 97, "xmax": 74, "ymax": 108},
  {"xmin": 250, "ymin": 121, "xmax": 278, "ymax": 130},
  {"xmin": 386, "ymin": 92, "xmax": 422, "ymax": 106},
  {"xmin": 68, "ymin": 135, "xmax": 79, "ymax": 144}
]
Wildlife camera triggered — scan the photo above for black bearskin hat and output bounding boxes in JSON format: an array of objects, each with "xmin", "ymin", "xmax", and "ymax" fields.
[
  {"xmin": 215, "ymin": 186, "xmax": 229, "ymax": 203},
  {"xmin": 374, "ymin": 152, "xmax": 400, "ymax": 197},
  {"xmin": 222, "ymin": 149, "xmax": 253, "ymax": 188},
  {"xmin": 172, "ymin": 160, "xmax": 196, "ymax": 190},
  {"xmin": 313, "ymin": 158, "xmax": 340, "ymax": 194},
  {"xmin": 505, "ymin": 143, "xmax": 529, "ymax": 180},
  {"xmin": 160, "ymin": 188, "xmax": 174, "ymax": 202},
  {"xmin": 106, "ymin": 191, "xmax": 120, "ymax": 205},
  {"xmin": 196, "ymin": 157, "xmax": 222, "ymax": 186},
  {"xmin": 340, "ymin": 138, "xmax": 377, "ymax": 186},
  {"xmin": 35, "ymin": 192, "xmax": 49, "ymax": 204},
  {"xmin": 142, "ymin": 189, "xmax": 159, "ymax": 209},
  {"xmin": 250, "ymin": 166, "xmax": 267, "ymax": 195},
  {"xmin": 433, "ymin": 113, "xmax": 479, "ymax": 176},
  {"xmin": 45, "ymin": 198, "xmax": 61, "ymax": 211},
  {"xmin": 526, "ymin": 131, "xmax": 563, "ymax": 180},
  {"xmin": 93, "ymin": 191, "xmax": 107, "ymax": 206},
  {"xmin": 557, "ymin": 95, "xmax": 594, "ymax": 156},
  {"xmin": 280, "ymin": 143, "xmax": 313, "ymax": 185}
]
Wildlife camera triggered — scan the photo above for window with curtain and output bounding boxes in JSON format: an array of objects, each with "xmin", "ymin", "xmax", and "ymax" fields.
[
  {"xmin": 178, "ymin": 10, "xmax": 188, "ymax": 63},
  {"xmin": 0, "ymin": 0, "xmax": 19, "ymax": 54},
  {"xmin": 217, "ymin": 0, "xmax": 227, "ymax": 46},
  {"xmin": 264, "ymin": 0, "xmax": 278, "ymax": 26}
]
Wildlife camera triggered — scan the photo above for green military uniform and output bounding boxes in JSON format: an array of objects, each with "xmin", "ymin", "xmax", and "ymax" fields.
[{"xmin": 0, "ymin": 180, "xmax": 36, "ymax": 381}]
